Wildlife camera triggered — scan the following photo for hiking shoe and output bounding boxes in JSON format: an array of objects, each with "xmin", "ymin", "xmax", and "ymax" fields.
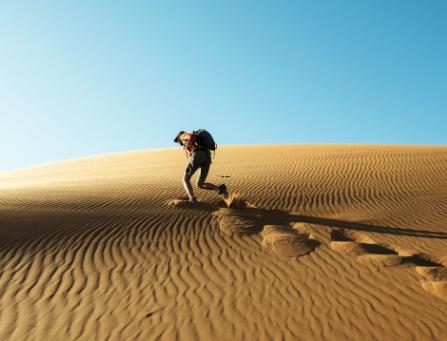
[{"xmin": 218, "ymin": 184, "xmax": 228, "ymax": 197}]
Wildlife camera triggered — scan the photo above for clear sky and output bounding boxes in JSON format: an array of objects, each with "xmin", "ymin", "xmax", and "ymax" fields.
[{"xmin": 1, "ymin": 1, "xmax": 446, "ymax": 172}]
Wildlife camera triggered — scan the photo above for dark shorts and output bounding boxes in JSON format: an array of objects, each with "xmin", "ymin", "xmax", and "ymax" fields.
[{"xmin": 185, "ymin": 149, "xmax": 212, "ymax": 183}]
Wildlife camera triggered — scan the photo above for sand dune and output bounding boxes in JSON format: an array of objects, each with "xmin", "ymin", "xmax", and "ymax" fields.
[{"xmin": 1, "ymin": 144, "xmax": 447, "ymax": 340}]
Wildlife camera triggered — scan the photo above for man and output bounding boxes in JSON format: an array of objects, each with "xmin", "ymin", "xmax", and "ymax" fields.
[{"xmin": 174, "ymin": 130, "xmax": 228, "ymax": 202}]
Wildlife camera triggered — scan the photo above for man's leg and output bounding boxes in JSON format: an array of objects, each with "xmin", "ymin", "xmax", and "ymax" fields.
[
  {"xmin": 196, "ymin": 158, "xmax": 219, "ymax": 191},
  {"xmin": 183, "ymin": 171, "xmax": 195, "ymax": 200},
  {"xmin": 198, "ymin": 174, "xmax": 228, "ymax": 198},
  {"xmin": 183, "ymin": 160, "xmax": 199, "ymax": 201},
  {"xmin": 197, "ymin": 179, "xmax": 219, "ymax": 191}
]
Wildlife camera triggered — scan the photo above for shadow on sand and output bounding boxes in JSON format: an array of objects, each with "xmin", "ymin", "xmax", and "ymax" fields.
[{"xmin": 171, "ymin": 199, "xmax": 447, "ymax": 239}]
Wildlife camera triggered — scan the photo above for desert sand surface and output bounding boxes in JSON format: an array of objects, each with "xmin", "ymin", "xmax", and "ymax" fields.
[{"xmin": 1, "ymin": 144, "xmax": 447, "ymax": 340}]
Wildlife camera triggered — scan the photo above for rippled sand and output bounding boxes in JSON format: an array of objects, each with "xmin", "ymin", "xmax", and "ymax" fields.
[{"xmin": 1, "ymin": 145, "xmax": 446, "ymax": 340}]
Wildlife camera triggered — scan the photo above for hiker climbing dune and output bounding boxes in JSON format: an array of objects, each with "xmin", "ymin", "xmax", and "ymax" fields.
[{"xmin": 174, "ymin": 129, "xmax": 229, "ymax": 202}]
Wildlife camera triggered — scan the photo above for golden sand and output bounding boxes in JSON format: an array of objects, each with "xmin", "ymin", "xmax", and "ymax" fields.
[{"xmin": 1, "ymin": 145, "xmax": 447, "ymax": 340}]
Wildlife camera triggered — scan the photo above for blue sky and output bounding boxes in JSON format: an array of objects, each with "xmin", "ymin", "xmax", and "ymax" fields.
[{"xmin": 1, "ymin": 1, "xmax": 446, "ymax": 172}]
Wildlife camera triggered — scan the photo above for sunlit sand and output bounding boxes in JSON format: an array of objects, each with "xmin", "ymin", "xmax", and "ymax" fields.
[{"xmin": 1, "ymin": 144, "xmax": 447, "ymax": 340}]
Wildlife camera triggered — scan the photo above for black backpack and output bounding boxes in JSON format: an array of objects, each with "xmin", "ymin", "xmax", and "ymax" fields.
[{"xmin": 194, "ymin": 129, "xmax": 217, "ymax": 151}]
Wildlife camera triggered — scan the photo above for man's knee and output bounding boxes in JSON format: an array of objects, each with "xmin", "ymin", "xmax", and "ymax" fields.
[{"xmin": 183, "ymin": 173, "xmax": 192, "ymax": 183}]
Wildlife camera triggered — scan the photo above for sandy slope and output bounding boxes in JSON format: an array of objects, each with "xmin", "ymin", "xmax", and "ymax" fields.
[{"xmin": 1, "ymin": 144, "xmax": 447, "ymax": 340}]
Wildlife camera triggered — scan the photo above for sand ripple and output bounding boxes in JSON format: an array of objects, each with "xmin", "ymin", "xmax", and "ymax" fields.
[{"xmin": 1, "ymin": 145, "xmax": 447, "ymax": 340}]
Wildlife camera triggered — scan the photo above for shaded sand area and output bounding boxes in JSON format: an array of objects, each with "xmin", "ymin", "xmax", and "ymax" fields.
[{"xmin": 1, "ymin": 145, "xmax": 447, "ymax": 340}]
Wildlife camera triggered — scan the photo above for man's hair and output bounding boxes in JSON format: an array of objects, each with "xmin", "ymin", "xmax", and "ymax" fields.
[{"xmin": 173, "ymin": 131, "xmax": 186, "ymax": 144}]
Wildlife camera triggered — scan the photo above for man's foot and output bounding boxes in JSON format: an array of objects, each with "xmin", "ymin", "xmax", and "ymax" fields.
[
  {"xmin": 218, "ymin": 184, "xmax": 228, "ymax": 198},
  {"xmin": 188, "ymin": 197, "xmax": 197, "ymax": 203}
]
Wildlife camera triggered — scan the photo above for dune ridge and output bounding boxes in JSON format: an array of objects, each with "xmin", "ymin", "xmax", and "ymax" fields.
[{"xmin": 1, "ymin": 144, "xmax": 447, "ymax": 340}]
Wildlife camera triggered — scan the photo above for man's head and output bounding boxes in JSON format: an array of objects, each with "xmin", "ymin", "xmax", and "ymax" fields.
[{"xmin": 174, "ymin": 131, "xmax": 186, "ymax": 145}]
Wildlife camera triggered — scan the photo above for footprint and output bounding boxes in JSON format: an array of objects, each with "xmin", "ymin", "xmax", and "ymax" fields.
[
  {"xmin": 330, "ymin": 229, "xmax": 447, "ymax": 301},
  {"xmin": 213, "ymin": 208, "xmax": 261, "ymax": 236},
  {"xmin": 329, "ymin": 229, "xmax": 403, "ymax": 267},
  {"xmin": 261, "ymin": 225, "xmax": 319, "ymax": 258},
  {"xmin": 420, "ymin": 281, "xmax": 447, "ymax": 301},
  {"xmin": 168, "ymin": 199, "xmax": 196, "ymax": 208},
  {"xmin": 416, "ymin": 265, "xmax": 447, "ymax": 281},
  {"xmin": 222, "ymin": 193, "xmax": 255, "ymax": 209},
  {"xmin": 167, "ymin": 199, "xmax": 217, "ymax": 211},
  {"xmin": 215, "ymin": 204, "xmax": 447, "ymax": 302},
  {"xmin": 411, "ymin": 254, "xmax": 447, "ymax": 301}
]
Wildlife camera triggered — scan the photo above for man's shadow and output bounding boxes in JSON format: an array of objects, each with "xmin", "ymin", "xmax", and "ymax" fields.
[{"xmin": 199, "ymin": 202, "xmax": 447, "ymax": 239}]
